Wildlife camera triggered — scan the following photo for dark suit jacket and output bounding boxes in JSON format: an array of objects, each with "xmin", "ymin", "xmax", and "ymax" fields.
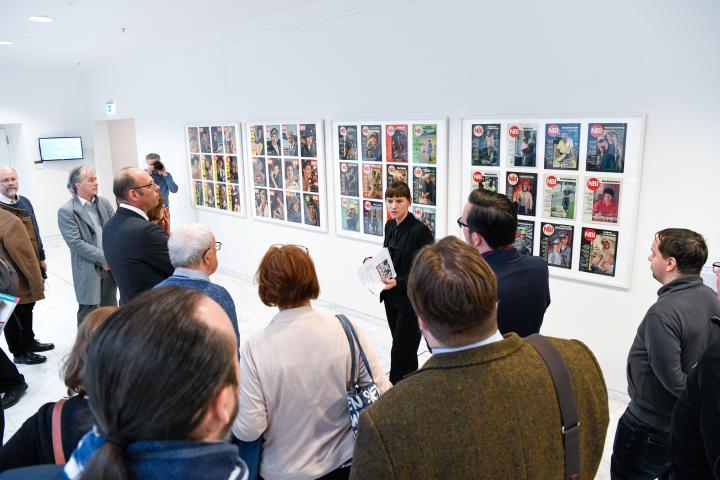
[
  {"xmin": 102, "ymin": 207, "xmax": 173, "ymax": 305},
  {"xmin": 380, "ymin": 214, "xmax": 433, "ymax": 311},
  {"xmin": 482, "ymin": 246, "xmax": 551, "ymax": 337},
  {"xmin": 350, "ymin": 334, "xmax": 609, "ymax": 479}
]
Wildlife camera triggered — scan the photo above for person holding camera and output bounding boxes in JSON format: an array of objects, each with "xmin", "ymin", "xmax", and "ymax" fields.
[{"xmin": 145, "ymin": 153, "xmax": 178, "ymax": 208}]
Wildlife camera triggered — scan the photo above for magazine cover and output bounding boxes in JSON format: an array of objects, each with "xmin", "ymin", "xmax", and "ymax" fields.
[
  {"xmin": 586, "ymin": 122, "xmax": 627, "ymax": 173},
  {"xmin": 507, "ymin": 123, "xmax": 538, "ymax": 167},
  {"xmin": 284, "ymin": 158, "xmax": 300, "ymax": 190},
  {"xmin": 544, "ymin": 123, "xmax": 580, "ymax": 170},
  {"xmin": 217, "ymin": 184, "xmax": 228, "ymax": 210},
  {"xmin": 187, "ymin": 127, "xmax": 200, "ymax": 154},
  {"xmin": 386, "ymin": 164, "xmax": 409, "ymax": 187},
  {"xmin": 282, "ymin": 124, "xmax": 299, "ymax": 157},
  {"xmin": 213, "ymin": 156, "xmax": 226, "ymax": 183},
  {"xmin": 269, "ymin": 189, "xmax": 285, "ymax": 220},
  {"xmin": 211, "ymin": 126, "xmax": 223, "ymax": 153},
  {"xmin": 250, "ymin": 124, "xmax": 265, "ymax": 156},
  {"xmin": 301, "ymin": 159, "xmax": 319, "ymax": 193},
  {"xmin": 226, "ymin": 156, "xmax": 239, "ymax": 184},
  {"xmin": 385, "ymin": 124, "xmax": 409, "ymax": 162},
  {"xmin": 413, "ymin": 166, "xmax": 437, "ymax": 206},
  {"xmin": 267, "ymin": 158, "xmax": 283, "ymax": 189},
  {"xmin": 285, "ymin": 191, "xmax": 302, "ymax": 223},
  {"xmin": 362, "ymin": 164, "xmax": 383, "ymax": 199},
  {"xmin": 299, "ymin": 124, "xmax": 318, "ymax": 158},
  {"xmin": 413, "ymin": 206, "xmax": 436, "ymax": 238},
  {"xmin": 361, "ymin": 125, "xmax": 382, "ymax": 161},
  {"xmin": 542, "ymin": 174, "xmax": 577, "ymax": 220},
  {"xmin": 412, "ymin": 123, "xmax": 437, "ymax": 164},
  {"xmin": 471, "ymin": 123, "xmax": 500, "ymax": 166},
  {"xmin": 363, "ymin": 200, "xmax": 383, "ymax": 236},
  {"xmin": 540, "ymin": 222, "xmax": 574, "ymax": 269},
  {"xmin": 252, "ymin": 157, "xmax": 267, "ymax": 187},
  {"xmin": 229, "ymin": 184, "xmax": 240, "ymax": 212},
  {"xmin": 338, "ymin": 125, "xmax": 358, "ymax": 160},
  {"xmin": 341, "ymin": 197, "xmax": 361, "ymax": 232},
  {"xmin": 0, "ymin": 292, "xmax": 20, "ymax": 333},
  {"xmin": 190, "ymin": 155, "xmax": 202, "ymax": 180},
  {"xmin": 303, "ymin": 193, "xmax": 320, "ymax": 227},
  {"xmin": 579, "ymin": 228, "xmax": 619, "ymax": 277},
  {"xmin": 514, "ymin": 220, "xmax": 535, "ymax": 256},
  {"xmin": 193, "ymin": 180, "xmax": 204, "ymax": 207},
  {"xmin": 254, "ymin": 188, "xmax": 269, "ymax": 217},
  {"xmin": 340, "ymin": 162, "xmax": 359, "ymax": 197},
  {"xmin": 583, "ymin": 177, "xmax": 621, "ymax": 224},
  {"xmin": 223, "ymin": 126, "xmax": 236, "ymax": 154},
  {"xmin": 205, "ymin": 182, "xmax": 216, "ymax": 209},
  {"xmin": 199, "ymin": 127, "xmax": 211, "ymax": 153},
  {"xmin": 471, "ymin": 169, "xmax": 499, "ymax": 192},
  {"xmin": 265, "ymin": 124, "xmax": 282, "ymax": 157},
  {"xmin": 505, "ymin": 171, "xmax": 537, "ymax": 216},
  {"xmin": 202, "ymin": 155, "xmax": 213, "ymax": 180}
]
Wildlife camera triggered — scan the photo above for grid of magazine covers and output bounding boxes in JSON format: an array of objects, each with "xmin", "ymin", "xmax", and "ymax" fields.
[
  {"xmin": 186, "ymin": 124, "xmax": 245, "ymax": 216},
  {"xmin": 245, "ymin": 121, "xmax": 326, "ymax": 231},
  {"xmin": 461, "ymin": 116, "xmax": 645, "ymax": 289},
  {"xmin": 332, "ymin": 119, "xmax": 447, "ymax": 243}
]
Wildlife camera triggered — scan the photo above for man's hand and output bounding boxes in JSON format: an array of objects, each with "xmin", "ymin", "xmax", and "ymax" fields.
[
  {"xmin": 39, "ymin": 260, "xmax": 47, "ymax": 273},
  {"xmin": 103, "ymin": 264, "xmax": 110, "ymax": 272},
  {"xmin": 381, "ymin": 278, "xmax": 397, "ymax": 290}
]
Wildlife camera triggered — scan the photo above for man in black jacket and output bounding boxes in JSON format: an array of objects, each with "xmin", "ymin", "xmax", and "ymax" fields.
[
  {"xmin": 611, "ymin": 228, "xmax": 720, "ymax": 479},
  {"xmin": 102, "ymin": 168, "xmax": 173, "ymax": 305},
  {"xmin": 458, "ymin": 188, "xmax": 550, "ymax": 337}
]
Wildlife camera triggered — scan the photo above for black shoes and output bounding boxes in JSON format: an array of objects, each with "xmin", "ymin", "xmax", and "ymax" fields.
[
  {"xmin": 14, "ymin": 352, "xmax": 47, "ymax": 365},
  {"xmin": 27, "ymin": 340, "xmax": 55, "ymax": 353},
  {"xmin": 2, "ymin": 382, "xmax": 28, "ymax": 409}
]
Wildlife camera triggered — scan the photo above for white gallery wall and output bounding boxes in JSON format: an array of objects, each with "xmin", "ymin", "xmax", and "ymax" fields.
[{"xmin": 1, "ymin": 0, "xmax": 719, "ymax": 393}]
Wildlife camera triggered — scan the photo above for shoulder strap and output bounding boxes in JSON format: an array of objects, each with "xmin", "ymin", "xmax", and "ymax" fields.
[
  {"xmin": 336, "ymin": 314, "xmax": 357, "ymax": 388},
  {"xmin": 343, "ymin": 317, "xmax": 376, "ymax": 384},
  {"xmin": 525, "ymin": 334, "xmax": 580, "ymax": 480},
  {"xmin": 52, "ymin": 398, "xmax": 67, "ymax": 464}
]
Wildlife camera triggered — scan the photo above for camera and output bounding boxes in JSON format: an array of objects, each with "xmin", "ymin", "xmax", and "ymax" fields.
[{"xmin": 153, "ymin": 161, "xmax": 165, "ymax": 171}]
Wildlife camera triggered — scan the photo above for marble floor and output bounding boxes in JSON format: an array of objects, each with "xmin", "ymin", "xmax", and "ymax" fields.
[{"xmin": 3, "ymin": 236, "xmax": 627, "ymax": 479}]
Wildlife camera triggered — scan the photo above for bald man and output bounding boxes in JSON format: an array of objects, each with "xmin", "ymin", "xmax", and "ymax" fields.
[{"xmin": 102, "ymin": 167, "xmax": 173, "ymax": 304}]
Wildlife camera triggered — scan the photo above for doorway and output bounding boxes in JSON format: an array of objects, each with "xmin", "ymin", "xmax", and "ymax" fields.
[{"xmin": 93, "ymin": 119, "xmax": 139, "ymax": 199}]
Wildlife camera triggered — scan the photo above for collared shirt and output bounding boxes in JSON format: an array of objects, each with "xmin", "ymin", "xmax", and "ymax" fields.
[
  {"xmin": 172, "ymin": 267, "xmax": 210, "ymax": 282},
  {"xmin": 0, "ymin": 192, "xmax": 16, "ymax": 204},
  {"xmin": 118, "ymin": 203, "xmax": 149, "ymax": 221},
  {"xmin": 77, "ymin": 195, "xmax": 95, "ymax": 207},
  {"xmin": 432, "ymin": 329, "xmax": 504, "ymax": 355}
]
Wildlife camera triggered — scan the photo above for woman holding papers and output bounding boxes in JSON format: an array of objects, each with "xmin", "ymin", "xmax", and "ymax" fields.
[{"xmin": 380, "ymin": 181, "xmax": 434, "ymax": 384}]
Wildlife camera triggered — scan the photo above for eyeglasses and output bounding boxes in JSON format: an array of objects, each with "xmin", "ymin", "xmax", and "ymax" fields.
[
  {"xmin": 271, "ymin": 243, "xmax": 309, "ymax": 254},
  {"xmin": 131, "ymin": 181, "xmax": 155, "ymax": 191},
  {"xmin": 713, "ymin": 261, "xmax": 720, "ymax": 271},
  {"xmin": 456, "ymin": 217, "xmax": 472, "ymax": 229},
  {"xmin": 204, "ymin": 241, "xmax": 222, "ymax": 256}
]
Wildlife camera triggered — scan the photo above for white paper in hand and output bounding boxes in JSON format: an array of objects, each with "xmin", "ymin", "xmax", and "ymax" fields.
[{"xmin": 358, "ymin": 248, "xmax": 397, "ymax": 296}]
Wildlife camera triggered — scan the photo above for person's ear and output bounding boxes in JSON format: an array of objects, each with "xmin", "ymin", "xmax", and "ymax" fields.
[
  {"xmin": 470, "ymin": 231, "xmax": 484, "ymax": 248},
  {"xmin": 666, "ymin": 256, "xmax": 678, "ymax": 273}
]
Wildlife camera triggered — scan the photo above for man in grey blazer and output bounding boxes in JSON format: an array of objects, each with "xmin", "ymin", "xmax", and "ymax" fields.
[{"xmin": 58, "ymin": 166, "xmax": 118, "ymax": 324}]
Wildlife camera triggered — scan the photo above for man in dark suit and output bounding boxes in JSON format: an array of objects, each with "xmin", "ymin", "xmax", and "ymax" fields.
[
  {"xmin": 103, "ymin": 167, "xmax": 173, "ymax": 305},
  {"xmin": 379, "ymin": 181, "xmax": 433, "ymax": 384},
  {"xmin": 458, "ymin": 188, "xmax": 550, "ymax": 337},
  {"xmin": 351, "ymin": 237, "xmax": 608, "ymax": 479}
]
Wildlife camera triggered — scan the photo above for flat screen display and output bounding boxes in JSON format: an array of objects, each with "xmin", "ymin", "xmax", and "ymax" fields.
[{"xmin": 38, "ymin": 137, "xmax": 83, "ymax": 161}]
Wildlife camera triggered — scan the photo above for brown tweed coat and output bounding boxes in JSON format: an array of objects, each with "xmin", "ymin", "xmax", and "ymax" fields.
[
  {"xmin": 350, "ymin": 333, "xmax": 609, "ymax": 479},
  {"xmin": 0, "ymin": 207, "xmax": 44, "ymax": 303}
]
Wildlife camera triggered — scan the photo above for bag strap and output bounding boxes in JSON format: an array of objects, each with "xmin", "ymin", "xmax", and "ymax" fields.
[
  {"xmin": 52, "ymin": 398, "xmax": 67, "ymax": 464},
  {"xmin": 337, "ymin": 314, "xmax": 375, "ymax": 384},
  {"xmin": 336, "ymin": 314, "xmax": 357, "ymax": 389},
  {"xmin": 525, "ymin": 334, "xmax": 580, "ymax": 480}
]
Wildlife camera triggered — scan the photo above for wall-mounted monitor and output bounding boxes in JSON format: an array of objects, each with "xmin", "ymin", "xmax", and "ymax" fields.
[{"xmin": 38, "ymin": 137, "xmax": 83, "ymax": 161}]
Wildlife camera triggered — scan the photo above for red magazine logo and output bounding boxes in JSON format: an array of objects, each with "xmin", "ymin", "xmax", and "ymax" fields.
[
  {"xmin": 590, "ymin": 124, "xmax": 604, "ymax": 138},
  {"xmin": 339, "ymin": 126, "xmax": 346, "ymax": 135},
  {"xmin": 362, "ymin": 126, "xmax": 370, "ymax": 136},
  {"xmin": 547, "ymin": 124, "xmax": 560, "ymax": 137},
  {"xmin": 340, "ymin": 163, "xmax": 348, "ymax": 173},
  {"xmin": 587, "ymin": 178, "xmax": 600, "ymax": 190},
  {"xmin": 507, "ymin": 173, "xmax": 519, "ymax": 185},
  {"xmin": 584, "ymin": 228, "xmax": 597, "ymax": 241},
  {"xmin": 364, "ymin": 201, "xmax": 372, "ymax": 210},
  {"xmin": 414, "ymin": 167, "xmax": 424, "ymax": 177},
  {"xmin": 414, "ymin": 125, "xmax": 424, "ymax": 136},
  {"xmin": 388, "ymin": 165, "xmax": 396, "ymax": 174},
  {"xmin": 386, "ymin": 125, "xmax": 395, "ymax": 136},
  {"xmin": 473, "ymin": 125, "xmax": 484, "ymax": 137},
  {"xmin": 546, "ymin": 176, "xmax": 558, "ymax": 187},
  {"xmin": 341, "ymin": 198, "xmax": 348, "ymax": 207},
  {"xmin": 473, "ymin": 171, "xmax": 484, "ymax": 183},
  {"xmin": 414, "ymin": 208, "xmax": 423, "ymax": 216},
  {"xmin": 543, "ymin": 224, "xmax": 555, "ymax": 236},
  {"xmin": 508, "ymin": 125, "xmax": 520, "ymax": 138}
]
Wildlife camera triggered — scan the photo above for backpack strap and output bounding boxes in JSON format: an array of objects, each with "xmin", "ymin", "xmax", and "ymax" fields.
[
  {"xmin": 525, "ymin": 334, "xmax": 580, "ymax": 480},
  {"xmin": 52, "ymin": 398, "xmax": 67, "ymax": 464}
]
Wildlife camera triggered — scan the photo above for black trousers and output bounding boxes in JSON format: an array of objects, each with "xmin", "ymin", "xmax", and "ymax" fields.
[
  {"xmin": 77, "ymin": 270, "xmax": 118, "ymax": 325},
  {"xmin": 384, "ymin": 302, "xmax": 422, "ymax": 384},
  {"xmin": 0, "ymin": 348, "xmax": 24, "ymax": 393},
  {"xmin": 5, "ymin": 302, "xmax": 36, "ymax": 357}
]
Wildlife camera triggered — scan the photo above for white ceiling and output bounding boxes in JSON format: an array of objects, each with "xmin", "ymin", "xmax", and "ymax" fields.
[{"xmin": 0, "ymin": 0, "xmax": 384, "ymax": 70}]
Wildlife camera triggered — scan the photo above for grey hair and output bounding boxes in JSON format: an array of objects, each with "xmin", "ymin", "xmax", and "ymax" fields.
[
  {"xmin": 67, "ymin": 166, "xmax": 92, "ymax": 195},
  {"xmin": 168, "ymin": 223, "xmax": 214, "ymax": 267}
]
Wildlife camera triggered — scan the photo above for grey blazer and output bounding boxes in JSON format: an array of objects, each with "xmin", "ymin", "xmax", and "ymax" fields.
[{"xmin": 57, "ymin": 196, "xmax": 115, "ymax": 304}]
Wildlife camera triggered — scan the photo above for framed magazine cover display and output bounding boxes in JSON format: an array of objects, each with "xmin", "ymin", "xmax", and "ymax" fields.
[
  {"xmin": 185, "ymin": 123, "xmax": 246, "ymax": 217},
  {"xmin": 331, "ymin": 119, "xmax": 448, "ymax": 244},
  {"xmin": 461, "ymin": 115, "xmax": 645, "ymax": 289},
  {"xmin": 244, "ymin": 121, "xmax": 327, "ymax": 232}
]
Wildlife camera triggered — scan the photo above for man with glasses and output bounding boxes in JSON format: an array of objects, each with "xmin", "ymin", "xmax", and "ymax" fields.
[
  {"xmin": 102, "ymin": 167, "xmax": 173, "ymax": 304},
  {"xmin": 458, "ymin": 188, "xmax": 550, "ymax": 337},
  {"xmin": 155, "ymin": 223, "xmax": 239, "ymax": 351}
]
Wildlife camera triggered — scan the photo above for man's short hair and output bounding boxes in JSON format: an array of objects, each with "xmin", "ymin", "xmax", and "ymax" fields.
[
  {"xmin": 256, "ymin": 245, "xmax": 319, "ymax": 309},
  {"xmin": 67, "ymin": 165, "xmax": 91, "ymax": 195},
  {"xmin": 602, "ymin": 188, "xmax": 614, "ymax": 197},
  {"xmin": 82, "ymin": 286, "xmax": 237, "ymax": 476},
  {"xmin": 408, "ymin": 236, "xmax": 498, "ymax": 346},
  {"xmin": 168, "ymin": 223, "xmax": 213, "ymax": 267},
  {"xmin": 466, "ymin": 188, "xmax": 517, "ymax": 248},
  {"xmin": 385, "ymin": 181, "xmax": 411, "ymax": 201},
  {"xmin": 146, "ymin": 153, "xmax": 161, "ymax": 161},
  {"xmin": 656, "ymin": 228, "xmax": 708, "ymax": 274},
  {"xmin": 112, "ymin": 167, "xmax": 138, "ymax": 202}
]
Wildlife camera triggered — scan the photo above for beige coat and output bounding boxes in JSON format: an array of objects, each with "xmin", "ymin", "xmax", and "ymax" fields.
[
  {"xmin": 233, "ymin": 306, "xmax": 391, "ymax": 480},
  {"xmin": 0, "ymin": 208, "xmax": 44, "ymax": 303}
]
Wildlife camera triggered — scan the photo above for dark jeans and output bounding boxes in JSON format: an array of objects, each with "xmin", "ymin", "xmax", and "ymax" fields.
[
  {"xmin": 5, "ymin": 302, "xmax": 36, "ymax": 357},
  {"xmin": 0, "ymin": 348, "xmax": 24, "ymax": 393},
  {"xmin": 77, "ymin": 269, "xmax": 118, "ymax": 325},
  {"xmin": 383, "ymin": 302, "xmax": 421, "ymax": 384},
  {"xmin": 611, "ymin": 408, "xmax": 671, "ymax": 480}
]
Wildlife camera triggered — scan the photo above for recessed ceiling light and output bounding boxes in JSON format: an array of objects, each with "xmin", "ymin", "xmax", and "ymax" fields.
[
  {"xmin": 0, "ymin": 41, "xmax": 12, "ymax": 46},
  {"xmin": 29, "ymin": 15, "xmax": 54, "ymax": 23}
]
